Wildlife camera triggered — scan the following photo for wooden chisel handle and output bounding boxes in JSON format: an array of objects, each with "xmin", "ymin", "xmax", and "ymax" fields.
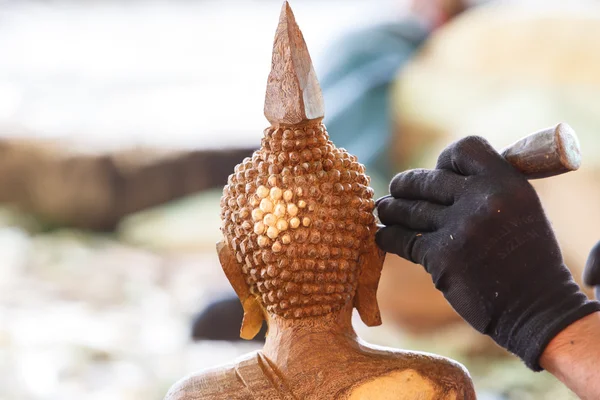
[{"xmin": 501, "ymin": 123, "xmax": 581, "ymax": 179}]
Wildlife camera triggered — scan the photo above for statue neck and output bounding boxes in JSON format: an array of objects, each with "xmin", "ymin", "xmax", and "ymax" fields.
[{"xmin": 262, "ymin": 302, "xmax": 359, "ymax": 371}]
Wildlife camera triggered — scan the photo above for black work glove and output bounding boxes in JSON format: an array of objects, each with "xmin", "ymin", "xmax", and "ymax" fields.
[
  {"xmin": 376, "ymin": 136, "xmax": 600, "ymax": 371},
  {"xmin": 583, "ymin": 240, "xmax": 600, "ymax": 300}
]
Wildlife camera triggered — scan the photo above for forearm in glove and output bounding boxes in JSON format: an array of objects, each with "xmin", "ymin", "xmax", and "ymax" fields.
[{"xmin": 376, "ymin": 136, "xmax": 600, "ymax": 371}]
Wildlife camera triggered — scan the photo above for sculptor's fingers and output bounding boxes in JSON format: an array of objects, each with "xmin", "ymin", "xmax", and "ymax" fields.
[
  {"xmin": 389, "ymin": 168, "xmax": 461, "ymax": 205},
  {"xmin": 377, "ymin": 197, "xmax": 446, "ymax": 232},
  {"xmin": 375, "ymin": 225, "xmax": 429, "ymax": 265},
  {"xmin": 436, "ymin": 136, "xmax": 509, "ymax": 177}
]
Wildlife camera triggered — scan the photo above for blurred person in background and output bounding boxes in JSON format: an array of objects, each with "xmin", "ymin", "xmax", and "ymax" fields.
[{"xmin": 320, "ymin": 0, "xmax": 482, "ymax": 196}]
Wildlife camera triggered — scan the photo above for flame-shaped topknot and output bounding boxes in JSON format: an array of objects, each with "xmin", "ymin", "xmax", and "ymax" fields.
[{"xmin": 264, "ymin": 1, "xmax": 325, "ymax": 125}]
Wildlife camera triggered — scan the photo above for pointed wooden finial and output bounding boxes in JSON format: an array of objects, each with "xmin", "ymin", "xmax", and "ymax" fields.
[{"xmin": 264, "ymin": 1, "xmax": 325, "ymax": 125}]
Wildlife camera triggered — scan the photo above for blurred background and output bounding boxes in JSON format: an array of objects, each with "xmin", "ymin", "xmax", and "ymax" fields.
[{"xmin": 1, "ymin": 0, "xmax": 600, "ymax": 399}]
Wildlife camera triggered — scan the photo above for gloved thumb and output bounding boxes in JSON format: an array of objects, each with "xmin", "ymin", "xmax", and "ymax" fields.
[{"xmin": 583, "ymin": 240, "xmax": 600, "ymax": 299}]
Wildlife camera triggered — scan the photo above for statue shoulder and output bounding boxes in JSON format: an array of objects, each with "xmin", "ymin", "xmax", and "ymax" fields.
[
  {"xmin": 348, "ymin": 346, "xmax": 476, "ymax": 400},
  {"xmin": 346, "ymin": 358, "xmax": 475, "ymax": 400},
  {"xmin": 163, "ymin": 367, "xmax": 243, "ymax": 400},
  {"xmin": 401, "ymin": 352, "xmax": 476, "ymax": 400},
  {"xmin": 163, "ymin": 353, "xmax": 259, "ymax": 400}
]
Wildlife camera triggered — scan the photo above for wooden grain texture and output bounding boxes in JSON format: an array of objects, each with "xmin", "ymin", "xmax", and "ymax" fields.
[
  {"xmin": 165, "ymin": 2, "xmax": 476, "ymax": 398},
  {"xmin": 354, "ymin": 239, "xmax": 386, "ymax": 327},
  {"xmin": 264, "ymin": 1, "xmax": 324, "ymax": 125},
  {"xmin": 166, "ymin": 304, "xmax": 475, "ymax": 399},
  {"xmin": 217, "ymin": 241, "xmax": 266, "ymax": 340}
]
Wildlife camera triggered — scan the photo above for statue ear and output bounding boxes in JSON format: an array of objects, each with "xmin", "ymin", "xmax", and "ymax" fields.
[
  {"xmin": 354, "ymin": 240, "xmax": 386, "ymax": 327},
  {"xmin": 216, "ymin": 241, "xmax": 265, "ymax": 340}
]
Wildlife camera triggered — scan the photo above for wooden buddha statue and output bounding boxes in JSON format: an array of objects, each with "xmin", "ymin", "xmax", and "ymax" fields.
[{"xmin": 165, "ymin": 2, "xmax": 476, "ymax": 399}]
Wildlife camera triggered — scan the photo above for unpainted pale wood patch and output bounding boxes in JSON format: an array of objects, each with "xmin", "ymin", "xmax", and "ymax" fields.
[{"xmin": 347, "ymin": 369, "xmax": 453, "ymax": 400}]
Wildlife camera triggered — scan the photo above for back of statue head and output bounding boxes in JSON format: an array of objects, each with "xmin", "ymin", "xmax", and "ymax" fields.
[{"xmin": 217, "ymin": 1, "xmax": 385, "ymax": 340}]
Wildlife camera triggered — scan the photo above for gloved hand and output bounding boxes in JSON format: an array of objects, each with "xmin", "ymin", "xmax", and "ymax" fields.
[
  {"xmin": 583, "ymin": 241, "xmax": 600, "ymax": 300},
  {"xmin": 376, "ymin": 136, "xmax": 600, "ymax": 371}
]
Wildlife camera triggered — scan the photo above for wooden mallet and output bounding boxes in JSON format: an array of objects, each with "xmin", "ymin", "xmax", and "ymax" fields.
[{"xmin": 501, "ymin": 122, "xmax": 581, "ymax": 179}]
